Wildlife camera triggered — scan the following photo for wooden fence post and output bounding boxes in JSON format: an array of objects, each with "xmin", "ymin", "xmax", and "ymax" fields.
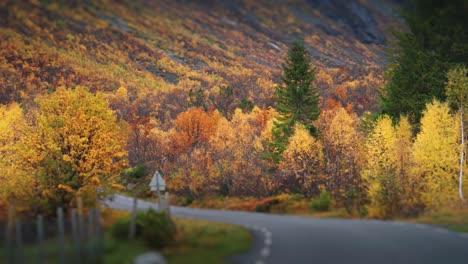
[
  {"xmin": 95, "ymin": 207, "xmax": 103, "ymax": 263},
  {"xmin": 37, "ymin": 214, "xmax": 44, "ymax": 264},
  {"xmin": 6, "ymin": 205, "xmax": 15, "ymax": 264},
  {"xmin": 87, "ymin": 209, "xmax": 95, "ymax": 263},
  {"xmin": 57, "ymin": 207, "xmax": 65, "ymax": 264},
  {"xmin": 77, "ymin": 196, "xmax": 85, "ymax": 243},
  {"xmin": 129, "ymin": 198, "xmax": 138, "ymax": 240},
  {"xmin": 71, "ymin": 208, "xmax": 81, "ymax": 264},
  {"xmin": 15, "ymin": 218, "xmax": 23, "ymax": 264}
]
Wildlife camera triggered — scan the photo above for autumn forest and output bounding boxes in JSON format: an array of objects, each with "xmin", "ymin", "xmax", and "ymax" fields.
[{"xmin": 0, "ymin": 0, "xmax": 467, "ymax": 220}]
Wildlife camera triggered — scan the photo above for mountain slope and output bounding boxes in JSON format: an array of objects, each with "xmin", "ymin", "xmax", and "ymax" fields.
[{"xmin": 0, "ymin": 0, "xmax": 401, "ymax": 116}]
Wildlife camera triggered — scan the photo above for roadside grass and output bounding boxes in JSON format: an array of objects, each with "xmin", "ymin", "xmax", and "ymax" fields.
[
  {"xmin": 0, "ymin": 233, "xmax": 153, "ymax": 264},
  {"xmin": 173, "ymin": 194, "xmax": 352, "ymax": 219},
  {"xmin": 101, "ymin": 208, "xmax": 251, "ymax": 263},
  {"xmin": 405, "ymin": 208, "xmax": 468, "ymax": 233},
  {"xmin": 303, "ymin": 208, "xmax": 351, "ymax": 218},
  {"xmin": 0, "ymin": 239, "xmax": 77, "ymax": 264},
  {"xmin": 162, "ymin": 218, "xmax": 251, "ymax": 264},
  {"xmin": 0, "ymin": 208, "xmax": 251, "ymax": 264},
  {"xmin": 104, "ymin": 237, "xmax": 148, "ymax": 264}
]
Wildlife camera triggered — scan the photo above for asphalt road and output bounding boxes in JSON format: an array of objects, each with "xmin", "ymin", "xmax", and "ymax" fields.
[{"xmin": 104, "ymin": 194, "xmax": 468, "ymax": 264}]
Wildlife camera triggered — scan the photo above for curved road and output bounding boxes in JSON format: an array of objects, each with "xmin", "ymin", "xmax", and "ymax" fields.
[{"xmin": 104, "ymin": 195, "xmax": 468, "ymax": 264}]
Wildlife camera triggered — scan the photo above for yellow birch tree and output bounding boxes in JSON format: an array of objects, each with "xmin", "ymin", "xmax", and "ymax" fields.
[
  {"xmin": 363, "ymin": 115, "xmax": 400, "ymax": 218},
  {"xmin": 412, "ymin": 100, "xmax": 459, "ymax": 210},
  {"xmin": 0, "ymin": 103, "xmax": 36, "ymax": 213},
  {"xmin": 279, "ymin": 123, "xmax": 324, "ymax": 196}
]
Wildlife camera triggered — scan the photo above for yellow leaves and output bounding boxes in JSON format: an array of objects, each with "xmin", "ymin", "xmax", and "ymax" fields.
[
  {"xmin": 90, "ymin": 176, "xmax": 100, "ymax": 185},
  {"xmin": 110, "ymin": 183, "xmax": 125, "ymax": 190},
  {"xmin": 2, "ymin": 86, "xmax": 129, "ymax": 214},
  {"xmin": 58, "ymin": 184, "xmax": 73, "ymax": 193},
  {"xmin": 0, "ymin": 103, "xmax": 26, "ymax": 143},
  {"xmin": 42, "ymin": 189, "xmax": 52, "ymax": 198},
  {"xmin": 363, "ymin": 115, "xmax": 407, "ymax": 218},
  {"xmin": 363, "ymin": 101, "xmax": 461, "ymax": 216},
  {"xmin": 280, "ymin": 124, "xmax": 323, "ymax": 168},
  {"xmin": 412, "ymin": 100, "xmax": 459, "ymax": 209},
  {"xmin": 168, "ymin": 106, "xmax": 277, "ymax": 196},
  {"xmin": 260, "ymin": 117, "xmax": 276, "ymax": 144},
  {"xmin": 0, "ymin": 103, "xmax": 36, "ymax": 212},
  {"xmin": 321, "ymin": 107, "xmax": 359, "ymax": 152},
  {"xmin": 365, "ymin": 115, "xmax": 396, "ymax": 175},
  {"xmin": 317, "ymin": 106, "xmax": 362, "ymax": 203},
  {"xmin": 115, "ymin": 85, "xmax": 129, "ymax": 102},
  {"xmin": 62, "ymin": 154, "xmax": 72, "ymax": 162},
  {"xmin": 279, "ymin": 124, "xmax": 324, "ymax": 195}
]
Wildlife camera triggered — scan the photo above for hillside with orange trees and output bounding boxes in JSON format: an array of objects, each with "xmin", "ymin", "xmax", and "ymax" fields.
[
  {"xmin": 2, "ymin": 0, "xmax": 468, "ymax": 221},
  {"xmin": 0, "ymin": 0, "xmax": 400, "ymax": 115}
]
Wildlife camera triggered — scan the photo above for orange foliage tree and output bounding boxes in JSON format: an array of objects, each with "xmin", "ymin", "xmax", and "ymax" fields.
[
  {"xmin": 168, "ymin": 108, "xmax": 221, "ymax": 197},
  {"xmin": 317, "ymin": 107, "xmax": 364, "ymax": 210}
]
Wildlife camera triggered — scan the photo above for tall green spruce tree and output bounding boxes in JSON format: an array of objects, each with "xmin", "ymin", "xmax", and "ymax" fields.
[
  {"xmin": 267, "ymin": 41, "xmax": 320, "ymax": 163},
  {"xmin": 381, "ymin": 0, "xmax": 468, "ymax": 125}
]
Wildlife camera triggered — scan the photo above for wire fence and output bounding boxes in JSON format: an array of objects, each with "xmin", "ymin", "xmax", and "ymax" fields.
[
  {"xmin": 0, "ymin": 194, "xmax": 171, "ymax": 264},
  {"xmin": 1, "ymin": 204, "xmax": 104, "ymax": 264}
]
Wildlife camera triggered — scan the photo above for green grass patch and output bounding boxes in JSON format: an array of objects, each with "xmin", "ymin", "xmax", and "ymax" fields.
[
  {"xmin": 162, "ymin": 218, "xmax": 251, "ymax": 264},
  {"xmin": 405, "ymin": 208, "xmax": 468, "ymax": 233},
  {"xmin": 1, "ymin": 239, "xmax": 61, "ymax": 264},
  {"xmin": 104, "ymin": 236, "xmax": 148, "ymax": 264}
]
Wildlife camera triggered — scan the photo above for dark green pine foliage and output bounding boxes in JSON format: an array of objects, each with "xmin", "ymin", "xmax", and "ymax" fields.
[
  {"xmin": 380, "ymin": 0, "xmax": 468, "ymax": 125},
  {"xmin": 268, "ymin": 41, "xmax": 320, "ymax": 163}
]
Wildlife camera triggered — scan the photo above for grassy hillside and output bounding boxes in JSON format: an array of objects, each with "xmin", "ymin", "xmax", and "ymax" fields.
[{"xmin": 0, "ymin": 0, "xmax": 401, "ymax": 116}]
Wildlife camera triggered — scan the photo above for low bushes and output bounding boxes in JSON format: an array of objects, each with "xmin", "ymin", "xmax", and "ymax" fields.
[
  {"xmin": 110, "ymin": 208, "xmax": 176, "ymax": 249},
  {"xmin": 140, "ymin": 209, "xmax": 176, "ymax": 248},
  {"xmin": 225, "ymin": 197, "xmax": 279, "ymax": 212},
  {"xmin": 121, "ymin": 164, "xmax": 147, "ymax": 182},
  {"xmin": 309, "ymin": 190, "xmax": 332, "ymax": 212},
  {"xmin": 111, "ymin": 216, "xmax": 139, "ymax": 240}
]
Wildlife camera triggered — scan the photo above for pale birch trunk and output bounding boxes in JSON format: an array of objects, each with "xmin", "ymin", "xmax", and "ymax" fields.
[{"xmin": 459, "ymin": 106, "xmax": 465, "ymax": 201}]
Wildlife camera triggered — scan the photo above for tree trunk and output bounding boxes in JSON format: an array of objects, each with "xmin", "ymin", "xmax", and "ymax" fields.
[{"xmin": 459, "ymin": 106, "xmax": 465, "ymax": 201}]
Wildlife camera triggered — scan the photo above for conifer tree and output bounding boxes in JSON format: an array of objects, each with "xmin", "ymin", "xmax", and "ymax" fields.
[
  {"xmin": 380, "ymin": 0, "xmax": 467, "ymax": 125},
  {"xmin": 268, "ymin": 41, "xmax": 320, "ymax": 163}
]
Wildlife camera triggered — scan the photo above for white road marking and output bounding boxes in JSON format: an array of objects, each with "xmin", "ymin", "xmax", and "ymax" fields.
[
  {"xmin": 255, "ymin": 261, "xmax": 264, "ymax": 264},
  {"xmin": 264, "ymin": 230, "xmax": 272, "ymax": 239},
  {"xmin": 265, "ymin": 238, "xmax": 272, "ymax": 246},
  {"xmin": 261, "ymin": 247, "xmax": 270, "ymax": 257},
  {"xmin": 459, "ymin": 233, "xmax": 468, "ymax": 239}
]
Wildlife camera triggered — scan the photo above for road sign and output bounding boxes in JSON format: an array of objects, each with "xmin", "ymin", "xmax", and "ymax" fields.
[{"xmin": 149, "ymin": 170, "xmax": 166, "ymax": 191}]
